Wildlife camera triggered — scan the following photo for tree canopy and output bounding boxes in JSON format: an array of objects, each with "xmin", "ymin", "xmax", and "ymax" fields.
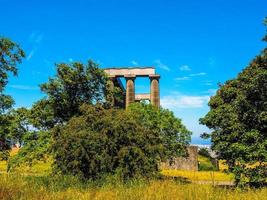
[
  {"xmin": 0, "ymin": 37, "xmax": 25, "ymax": 160},
  {"xmin": 200, "ymin": 25, "xmax": 267, "ymax": 186},
  {"xmin": 40, "ymin": 60, "xmax": 109, "ymax": 123}
]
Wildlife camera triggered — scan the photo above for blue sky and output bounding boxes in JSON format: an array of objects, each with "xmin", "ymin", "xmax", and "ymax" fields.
[{"xmin": 1, "ymin": 0, "xmax": 266, "ymax": 144}]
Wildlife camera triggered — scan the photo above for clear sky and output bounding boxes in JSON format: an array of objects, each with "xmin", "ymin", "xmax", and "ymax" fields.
[{"xmin": 1, "ymin": 0, "xmax": 266, "ymax": 144}]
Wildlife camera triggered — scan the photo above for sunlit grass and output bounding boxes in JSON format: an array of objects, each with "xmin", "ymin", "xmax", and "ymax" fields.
[
  {"xmin": 1, "ymin": 159, "xmax": 234, "ymax": 183},
  {"xmin": 161, "ymin": 169, "xmax": 234, "ymax": 182},
  {"xmin": 0, "ymin": 174, "xmax": 265, "ymax": 200},
  {"xmin": 1, "ymin": 148, "xmax": 266, "ymax": 199},
  {"xmin": 0, "ymin": 161, "xmax": 6, "ymax": 172}
]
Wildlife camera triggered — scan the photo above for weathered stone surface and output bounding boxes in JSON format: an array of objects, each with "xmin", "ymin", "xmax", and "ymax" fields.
[
  {"xmin": 104, "ymin": 67, "xmax": 160, "ymax": 109},
  {"xmin": 150, "ymin": 75, "xmax": 160, "ymax": 108},
  {"xmin": 104, "ymin": 67, "xmax": 155, "ymax": 77},
  {"xmin": 161, "ymin": 146, "xmax": 198, "ymax": 171},
  {"xmin": 135, "ymin": 93, "xmax": 150, "ymax": 101},
  {"xmin": 106, "ymin": 77, "xmax": 115, "ymax": 106},
  {"xmin": 125, "ymin": 75, "xmax": 136, "ymax": 109}
]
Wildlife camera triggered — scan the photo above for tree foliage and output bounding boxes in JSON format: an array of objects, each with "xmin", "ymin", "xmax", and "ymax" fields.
[
  {"xmin": 40, "ymin": 60, "xmax": 109, "ymax": 123},
  {"xmin": 7, "ymin": 59, "xmax": 121, "ymax": 169},
  {"xmin": 7, "ymin": 107, "xmax": 31, "ymax": 147},
  {"xmin": 7, "ymin": 130, "xmax": 51, "ymax": 171},
  {"xmin": 0, "ymin": 37, "xmax": 25, "ymax": 91},
  {"xmin": 52, "ymin": 103, "xmax": 191, "ymax": 180},
  {"xmin": 7, "ymin": 106, "xmax": 53, "ymax": 171},
  {"xmin": 128, "ymin": 102, "xmax": 191, "ymax": 160},
  {"xmin": 0, "ymin": 37, "xmax": 25, "ymax": 159},
  {"xmin": 200, "ymin": 25, "xmax": 267, "ymax": 186}
]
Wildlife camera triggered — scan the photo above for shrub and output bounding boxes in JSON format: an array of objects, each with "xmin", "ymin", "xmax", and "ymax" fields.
[{"xmin": 52, "ymin": 103, "xmax": 191, "ymax": 180}]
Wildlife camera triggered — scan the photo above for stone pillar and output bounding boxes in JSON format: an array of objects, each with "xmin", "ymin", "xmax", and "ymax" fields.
[
  {"xmin": 106, "ymin": 76, "xmax": 115, "ymax": 107},
  {"xmin": 125, "ymin": 75, "xmax": 136, "ymax": 109},
  {"xmin": 150, "ymin": 74, "xmax": 160, "ymax": 108}
]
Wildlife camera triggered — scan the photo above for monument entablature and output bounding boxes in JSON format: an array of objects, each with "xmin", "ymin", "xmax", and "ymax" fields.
[{"xmin": 104, "ymin": 67, "xmax": 160, "ymax": 108}]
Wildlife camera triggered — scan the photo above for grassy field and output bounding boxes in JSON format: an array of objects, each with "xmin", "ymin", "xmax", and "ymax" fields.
[
  {"xmin": 0, "ymin": 150, "xmax": 266, "ymax": 200},
  {"xmin": 0, "ymin": 173, "xmax": 266, "ymax": 200}
]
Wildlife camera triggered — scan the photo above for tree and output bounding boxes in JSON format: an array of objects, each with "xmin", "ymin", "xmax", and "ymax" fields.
[
  {"xmin": 52, "ymin": 103, "xmax": 191, "ymax": 180},
  {"xmin": 8, "ymin": 107, "xmax": 31, "ymax": 147},
  {"xmin": 200, "ymin": 23, "xmax": 267, "ymax": 187},
  {"xmin": 0, "ymin": 37, "xmax": 25, "ymax": 160},
  {"xmin": 7, "ymin": 130, "xmax": 51, "ymax": 171},
  {"xmin": 128, "ymin": 102, "xmax": 191, "ymax": 161},
  {"xmin": 40, "ymin": 60, "xmax": 109, "ymax": 123},
  {"xmin": 7, "ymin": 60, "xmax": 123, "ymax": 170},
  {"xmin": 7, "ymin": 104, "xmax": 53, "ymax": 171},
  {"xmin": 0, "ymin": 37, "xmax": 25, "ymax": 91},
  {"xmin": 29, "ymin": 99, "xmax": 56, "ymax": 130}
]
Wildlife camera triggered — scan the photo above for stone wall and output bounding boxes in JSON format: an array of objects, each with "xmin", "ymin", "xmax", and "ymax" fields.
[{"xmin": 161, "ymin": 146, "xmax": 198, "ymax": 171}]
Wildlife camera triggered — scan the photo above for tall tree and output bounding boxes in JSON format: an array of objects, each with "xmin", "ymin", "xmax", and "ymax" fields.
[
  {"xmin": 0, "ymin": 37, "xmax": 25, "ymax": 160},
  {"xmin": 200, "ymin": 22, "xmax": 267, "ymax": 187},
  {"xmin": 40, "ymin": 60, "xmax": 109, "ymax": 123},
  {"xmin": 8, "ymin": 60, "xmax": 120, "ymax": 170},
  {"xmin": 0, "ymin": 37, "xmax": 25, "ymax": 91},
  {"xmin": 8, "ymin": 107, "xmax": 31, "ymax": 147}
]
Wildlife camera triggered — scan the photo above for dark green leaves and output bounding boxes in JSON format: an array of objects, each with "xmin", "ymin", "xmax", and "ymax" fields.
[
  {"xmin": 0, "ymin": 37, "xmax": 25, "ymax": 160},
  {"xmin": 51, "ymin": 103, "xmax": 191, "ymax": 180},
  {"xmin": 40, "ymin": 60, "xmax": 108, "ymax": 123},
  {"xmin": 200, "ymin": 25, "xmax": 267, "ymax": 187},
  {"xmin": 0, "ymin": 37, "xmax": 25, "ymax": 91}
]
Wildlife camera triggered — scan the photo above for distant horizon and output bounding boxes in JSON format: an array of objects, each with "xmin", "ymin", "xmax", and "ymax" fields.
[{"xmin": 1, "ymin": 0, "xmax": 266, "ymax": 144}]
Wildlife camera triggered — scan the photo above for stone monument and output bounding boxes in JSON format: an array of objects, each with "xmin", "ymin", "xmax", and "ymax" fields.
[{"xmin": 104, "ymin": 67, "xmax": 160, "ymax": 108}]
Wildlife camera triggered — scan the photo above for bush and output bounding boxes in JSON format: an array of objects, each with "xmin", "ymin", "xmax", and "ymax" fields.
[{"xmin": 52, "ymin": 103, "xmax": 191, "ymax": 180}]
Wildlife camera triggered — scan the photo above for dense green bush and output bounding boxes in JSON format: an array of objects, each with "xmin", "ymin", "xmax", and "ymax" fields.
[{"xmin": 52, "ymin": 103, "xmax": 191, "ymax": 180}]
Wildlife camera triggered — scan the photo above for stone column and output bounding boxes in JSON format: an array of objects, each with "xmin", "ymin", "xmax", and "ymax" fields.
[
  {"xmin": 150, "ymin": 74, "xmax": 160, "ymax": 108},
  {"xmin": 125, "ymin": 75, "xmax": 136, "ymax": 109},
  {"xmin": 106, "ymin": 76, "xmax": 115, "ymax": 107}
]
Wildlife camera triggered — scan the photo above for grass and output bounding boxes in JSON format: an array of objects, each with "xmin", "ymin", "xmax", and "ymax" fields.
[
  {"xmin": 0, "ymin": 159, "xmax": 233, "ymax": 182},
  {"xmin": 198, "ymin": 155, "xmax": 217, "ymax": 171},
  {"xmin": 0, "ymin": 149, "xmax": 265, "ymax": 199},
  {"xmin": 0, "ymin": 160, "xmax": 51, "ymax": 175},
  {"xmin": 161, "ymin": 169, "xmax": 234, "ymax": 182},
  {"xmin": 0, "ymin": 174, "xmax": 266, "ymax": 200}
]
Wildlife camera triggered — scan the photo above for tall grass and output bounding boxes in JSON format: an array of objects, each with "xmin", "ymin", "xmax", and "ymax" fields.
[
  {"xmin": 0, "ymin": 151, "xmax": 265, "ymax": 200},
  {"xmin": 0, "ymin": 174, "xmax": 266, "ymax": 200}
]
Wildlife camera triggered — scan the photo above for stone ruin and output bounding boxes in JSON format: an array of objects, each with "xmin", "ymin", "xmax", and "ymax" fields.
[
  {"xmin": 104, "ymin": 67, "xmax": 160, "ymax": 108},
  {"xmin": 161, "ymin": 146, "xmax": 199, "ymax": 171}
]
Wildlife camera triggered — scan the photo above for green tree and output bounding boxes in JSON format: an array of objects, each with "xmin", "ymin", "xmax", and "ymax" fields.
[
  {"xmin": 128, "ymin": 102, "xmax": 191, "ymax": 161},
  {"xmin": 29, "ymin": 99, "xmax": 56, "ymax": 130},
  {"xmin": 7, "ymin": 130, "xmax": 51, "ymax": 171},
  {"xmin": 200, "ymin": 23, "xmax": 267, "ymax": 187},
  {"xmin": 0, "ymin": 37, "xmax": 25, "ymax": 160},
  {"xmin": 40, "ymin": 60, "xmax": 109, "ymax": 123},
  {"xmin": 7, "ymin": 105, "xmax": 53, "ymax": 171},
  {"xmin": 52, "ymin": 103, "xmax": 191, "ymax": 180},
  {"xmin": 0, "ymin": 37, "xmax": 25, "ymax": 90},
  {"xmin": 8, "ymin": 107, "xmax": 31, "ymax": 147},
  {"xmin": 7, "ymin": 60, "xmax": 121, "ymax": 170}
]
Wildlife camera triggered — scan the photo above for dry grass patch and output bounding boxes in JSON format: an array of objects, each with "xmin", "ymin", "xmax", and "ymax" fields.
[{"xmin": 161, "ymin": 169, "xmax": 234, "ymax": 182}]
